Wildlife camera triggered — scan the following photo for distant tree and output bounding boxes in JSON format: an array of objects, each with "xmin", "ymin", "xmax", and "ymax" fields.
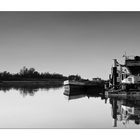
[
  {"xmin": 68, "ymin": 75, "xmax": 81, "ymax": 81},
  {"xmin": 19, "ymin": 66, "xmax": 28, "ymax": 76},
  {"xmin": 28, "ymin": 68, "xmax": 35, "ymax": 74}
]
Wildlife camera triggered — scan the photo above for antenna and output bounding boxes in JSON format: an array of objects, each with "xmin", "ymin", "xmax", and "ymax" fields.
[
  {"xmin": 122, "ymin": 52, "xmax": 126, "ymax": 57},
  {"xmin": 125, "ymin": 52, "xmax": 127, "ymax": 56},
  {"xmin": 123, "ymin": 52, "xmax": 128, "ymax": 60}
]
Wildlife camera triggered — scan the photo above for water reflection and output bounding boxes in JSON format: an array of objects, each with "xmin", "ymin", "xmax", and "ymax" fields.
[
  {"xmin": 65, "ymin": 92, "xmax": 107, "ymax": 101},
  {"xmin": 64, "ymin": 86, "xmax": 140, "ymax": 128},
  {"xmin": 63, "ymin": 86, "xmax": 106, "ymax": 101},
  {"xmin": 0, "ymin": 85, "xmax": 62, "ymax": 97},
  {"xmin": 0, "ymin": 84, "xmax": 140, "ymax": 128},
  {"xmin": 110, "ymin": 96, "xmax": 140, "ymax": 127}
]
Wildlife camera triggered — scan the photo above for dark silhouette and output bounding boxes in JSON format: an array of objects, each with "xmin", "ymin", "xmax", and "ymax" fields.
[
  {"xmin": 64, "ymin": 84, "xmax": 105, "ymax": 101},
  {"xmin": 0, "ymin": 67, "xmax": 104, "ymax": 86},
  {"xmin": 0, "ymin": 84, "xmax": 62, "ymax": 97},
  {"xmin": 0, "ymin": 67, "xmax": 98, "ymax": 82},
  {"xmin": 68, "ymin": 75, "xmax": 82, "ymax": 81},
  {"xmin": 0, "ymin": 66, "xmax": 67, "ymax": 81}
]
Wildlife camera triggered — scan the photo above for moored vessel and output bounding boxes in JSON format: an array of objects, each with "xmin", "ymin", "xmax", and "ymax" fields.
[
  {"xmin": 106, "ymin": 55, "xmax": 140, "ymax": 95},
  {"xmin": 64, "ymin": 79, "xmax": 104, "ymax": 96}
]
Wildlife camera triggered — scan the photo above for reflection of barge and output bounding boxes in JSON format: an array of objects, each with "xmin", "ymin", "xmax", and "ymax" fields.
[
  {"xmin": 64, "ymin": 88, "xmax": 105, "ymax": 101},
  {"xmin": 66, "ymin": 94, "xmax": 86, "ymax": 100}
]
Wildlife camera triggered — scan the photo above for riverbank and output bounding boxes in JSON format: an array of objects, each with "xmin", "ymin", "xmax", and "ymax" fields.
[{"xmin": 0, "ymin": 79, "xmax": 64, "ymax": 87}]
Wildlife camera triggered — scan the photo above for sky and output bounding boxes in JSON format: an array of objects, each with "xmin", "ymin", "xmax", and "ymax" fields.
[{"xmin": 0, "ymin": 12, "xmax": 140, "ymax": 80}]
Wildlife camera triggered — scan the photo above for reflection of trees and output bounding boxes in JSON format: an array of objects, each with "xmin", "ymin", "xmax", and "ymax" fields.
[{"xmin": 0, "ymin": 85, "xmax": 62, "ymax": 97}]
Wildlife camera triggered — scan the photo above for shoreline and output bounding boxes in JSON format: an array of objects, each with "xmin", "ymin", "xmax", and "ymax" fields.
[{"xmin": 0, "ymin": 79, "xmax": 64, "ymax": 87}]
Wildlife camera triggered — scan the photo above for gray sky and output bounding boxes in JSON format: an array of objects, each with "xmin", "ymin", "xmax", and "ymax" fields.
[{"xmin": 0, "ymin": 12, "xmax": 140, "ymax": 79}]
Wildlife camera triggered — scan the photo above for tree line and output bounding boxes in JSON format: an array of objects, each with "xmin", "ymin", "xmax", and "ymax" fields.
[{"xmin": 0, "ymin": 66, "xmax": 83, "ymax": 81}]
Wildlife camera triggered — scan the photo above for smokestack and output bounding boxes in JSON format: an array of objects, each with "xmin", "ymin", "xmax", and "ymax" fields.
[{"xmin": 112, "ymin": 59, "xmax": 117, "ymax": 89}]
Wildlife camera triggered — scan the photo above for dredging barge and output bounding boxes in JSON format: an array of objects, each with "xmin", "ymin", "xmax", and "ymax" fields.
[{"xmin": 106, "ymin": 55, "xmax": 140, "ymax": 96}]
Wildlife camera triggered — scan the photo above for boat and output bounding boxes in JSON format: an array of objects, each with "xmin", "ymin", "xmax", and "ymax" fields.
[
  {"xmin": 63, "ymin": 80, "xmax": 104, "ymax": 96},
  {"xmin": 64, "ymin": 80, "xmax": 87, "ymax": 95},
  {"xmin": 106, "ymin": 55, "xmax": 140, "ymax": 95}
]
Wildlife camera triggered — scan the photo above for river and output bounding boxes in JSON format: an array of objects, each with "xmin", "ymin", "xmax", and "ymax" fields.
[{"xmin": 0, "ymin": 86, "xmax": 139, "ymax": 128}]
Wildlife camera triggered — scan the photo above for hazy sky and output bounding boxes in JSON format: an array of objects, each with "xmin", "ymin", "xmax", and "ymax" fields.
[{"xmin": 0, "ymin": 12, "xmax": 140, "ymax": 79}]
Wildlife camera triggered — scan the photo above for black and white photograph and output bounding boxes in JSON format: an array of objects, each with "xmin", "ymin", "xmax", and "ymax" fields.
[{"xmin": 0, "ymin": 11, "xmax": 140, "ymax": 129}]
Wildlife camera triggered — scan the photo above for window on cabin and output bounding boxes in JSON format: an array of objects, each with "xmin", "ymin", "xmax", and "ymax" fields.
[
  {"xmin": 128, "ymin": 78, "xmax": 132, "ymax": 82},
  {"xmin": 122, "ymin": 74, "xmax": 124, "ymax": 80},
  {"xmin": 127, "ymin": 66, "xmax": 140, "ymax": 75}
]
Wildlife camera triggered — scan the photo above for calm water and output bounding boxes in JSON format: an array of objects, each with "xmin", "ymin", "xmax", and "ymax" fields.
[{"xmin": 0, "ymin": 86, "xmax": 140, "ymax": 128}]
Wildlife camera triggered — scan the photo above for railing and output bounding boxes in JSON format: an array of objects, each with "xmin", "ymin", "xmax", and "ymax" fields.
[{"xmin": 124, "ymin": 55, "xmax": 135, "ymax": 60}]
